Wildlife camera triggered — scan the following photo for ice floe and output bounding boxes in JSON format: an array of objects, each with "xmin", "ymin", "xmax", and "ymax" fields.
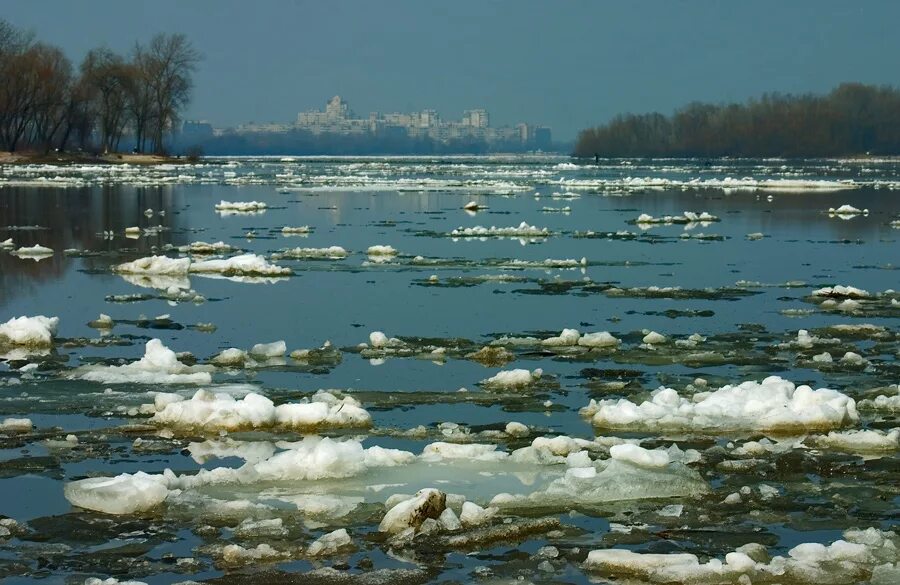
[
  {"xmin": 634, "ymin": 211, "xmax": 718, "ymax": 225},
  {"xmin": 492, "ymin": 444, "xmax": 707, "ymax": 508},
  {"xmin": 0, "ymin": 315, "xmax": 58, "ymax": 347},
  {"xmin": 0, "ymin": 417, "xmax": 33, "ymax": 433},
  {"xmin": 828, "ymin": 204, "xmax": 869, "ymax": 217},
  {"xmin": 481, "ymin": 368, "xmax": 543, "ymax": 389},
  {"xmin": 115, "ymin": 254, "xmax": 290, "ymax": 279},
  {"xmin": 214, "ymin": 200, "xmax": 268, "ymax": 215},
  {"xmin": 582, "ymin": 376, "xmax": 858, "ymax": 432},
  {"xmin": 450, "ymin": 221, "xmax": 550, "ymax": 238},
  {"xmin": 146, "ymin": 389, "xmax": 371, "ymax": 431},
  {"xmin": 11, "ymin": 244, "xmax": 53, "ymax": 259},
  {"xmin": 584, "ymin": 527, "xmax": 899, "ymax": 584},
  {"xmin": 75, "ymin": 339, "xmax": 213, "ymax": 385},
  {"xmin": 65, "ymin": 436, "xmax": 414, "ymax": 514},
  {"xmin": 366, "ymin": 245, "xmax": 398, "ymax": 256},
  {"xmin": 275, "ymin": 245, "xmax": 348, "ymax": 259}
]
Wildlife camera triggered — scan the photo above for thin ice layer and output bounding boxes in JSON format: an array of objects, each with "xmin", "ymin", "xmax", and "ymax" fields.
[{"xmin": 64, "ymin": 436, "xmax": 414, "ymax": 515}]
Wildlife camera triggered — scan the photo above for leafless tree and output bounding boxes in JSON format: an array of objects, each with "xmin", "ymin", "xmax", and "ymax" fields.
[
  {"xmin": 1, "ymin": 20, "xmax": 200, "ymax": 155},
  {"xmin": 127, "ymin": 43, "xmax": 155, "ymax": 153},
  {"xmin": 80, "ymin": 48, "xmax": 131, "ymax": 152},
  {"xmin": 28, "ymin": 44, "xmax": 73, "ymax": 153},
  {"xmin": 142, "ymin": 34, "xmax": 200, "ymax": 154}
]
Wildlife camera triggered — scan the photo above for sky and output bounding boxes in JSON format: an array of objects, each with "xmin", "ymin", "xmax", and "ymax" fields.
[{"xmin": 5, "ymin": 1, "xmax": 900, "ymax": 140}]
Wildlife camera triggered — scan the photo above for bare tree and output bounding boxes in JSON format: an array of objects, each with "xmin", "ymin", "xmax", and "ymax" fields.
[
  {"xmin": 29, "ymin": 44, "xmax": 73, "ymax": 153},
  {"xmin": 127, "ymin": 43, "xmax": 155, "ymax": 153},
  {"xmin": 143, "ymin": 34, "xmax": 200, "ymax": 154},
  {"xmin": 1, "ymin": 20, "xmax": 201, "ymax": 156},
  {"xmin": 80, "ymin": 48, "xmax": 131, "ymax": 153}
]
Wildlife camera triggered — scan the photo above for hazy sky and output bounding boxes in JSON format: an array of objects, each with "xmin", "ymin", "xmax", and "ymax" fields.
[{"xmin": 5, "ymin": 1, "xmax": 900, "ymax": 140}]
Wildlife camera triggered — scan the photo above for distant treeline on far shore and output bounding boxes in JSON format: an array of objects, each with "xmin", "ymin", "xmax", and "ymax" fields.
[{"xmin": 574, "ymin": 83, "xmax": 900, "ymax": 158}]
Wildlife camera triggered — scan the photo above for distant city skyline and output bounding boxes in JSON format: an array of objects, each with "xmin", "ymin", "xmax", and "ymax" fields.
[
  {"xmin": 205, "ymin": 95, "xmax": 552, "ymax": 148},
  {"xmin": 4, "ymin": 1, "xmax": 900, "ymax": 140}
]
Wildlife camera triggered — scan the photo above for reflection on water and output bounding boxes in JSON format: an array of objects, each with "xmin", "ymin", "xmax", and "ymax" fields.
[{"xmin": 0, "ymin": 186, "xmax": 185, "ymax": 307}]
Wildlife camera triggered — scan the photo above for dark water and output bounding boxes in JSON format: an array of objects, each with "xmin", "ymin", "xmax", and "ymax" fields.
[{"xmin": 0, "ymin": 156, "xmax": 897, "ymax": 584}]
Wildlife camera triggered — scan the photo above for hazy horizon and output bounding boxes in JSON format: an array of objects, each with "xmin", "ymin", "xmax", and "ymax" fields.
[{"xmin": 5, "ymin": 1, "xmax": 900, "ymax": 140}]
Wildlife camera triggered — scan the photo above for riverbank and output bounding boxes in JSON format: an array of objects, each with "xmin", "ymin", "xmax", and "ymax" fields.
[{"xmin": 0, "ymin": 151, "xmax": 183, "ymax": 165}]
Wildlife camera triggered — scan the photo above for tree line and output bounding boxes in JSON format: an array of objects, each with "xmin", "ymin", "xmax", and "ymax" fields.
[
  {"xmin": 574, "ymin": 83, "xmax": 900, "ymax": 158},
  {"xmin": 0, "ymin": 19, "xmax": 199, "ymax": 155}
]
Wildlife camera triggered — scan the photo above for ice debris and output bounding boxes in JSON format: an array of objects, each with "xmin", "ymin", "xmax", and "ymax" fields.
[
  {"xmin": 481, "ymin": 368, "xmax": 543, "ymax": 388},
  {"xmin": 582, "ymin": 376, "xmax": 858, "ymax": 433},
  {"xmin": 75, "ymin": 339, "xmax": 213, "ymax": 385},
  {"xmin": 147, "ymin": 389, "xmax": 370, "ymax": 431},
  {"xmin": 584, "ymin": 527, "xmax": 899, "ymax": 585},
  {"xmin": 0, "ymin": 315, "xmax": 58, "ymax": 347}
]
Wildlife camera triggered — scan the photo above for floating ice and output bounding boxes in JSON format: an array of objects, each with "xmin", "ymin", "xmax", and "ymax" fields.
[
  {"xmin": 859, "ymin": 386, "xmax": 900, "ymax": 411},
  {"xmin": 421, "ymin": 442, "xmax": 508, "ymax": 462},
  {"xmin": 76, "ymin": 339, "xmax": 213, "ymax": 385},
  {"xmin": 812, "ymin": 285, "xmax": 870, "ymax": 298},
  {"xmin": 828, "ymin": 204, "xmax": 868, "ymax": 217},
  {"xmin": 249, "ymin": 340, "xmax": 286, "ymax": 358},
  {"xmin": 481, "ymin": 368, "xmax": 543, "ymax": 388},
  {"xmin": 0, "ymin": 238, "xmax": 13, "ymax": 248},
  {"xmin": 0, "ymin": 417, "xmax": 33, "ymax": 433},
  {"xmin": 0, "ymin": 315, "xmax": 58, "ymax": 347},
  {"xmin": 541, "ymin": 328, "xmax": 581, "ymax": 346},
  {"xmin": 582, "ymin": 376, "xmax": 858, "ymax": 432},
  {"xmin": 190, "ymin": 254, "xmax": 291, "ymax": 277},
  {"xmin": 578, "ymin": 331, "xmax": 621, "ymax": 348},
  {"xmin": 281, "ymin": 225, "xmax": 311, "ymax": 235},
  {"xmin": 177, "ymin": 241, "xmax": 236, "ymax": 254},
  {"xmin": 505, "ymin": 421, "xmax": 529, "ymax": 437},
  {"xmin": 64, "ymin": 471, "xmax": 169, "ymax": 515},
  {"xmin": 560, "ymin": 176, "xmax": 858, "ymax": 192},
  {"xmin": 450, "ymin": 221, "xmax": 550, "ymax": 237},
  {"xmin": 307, "ymin": 528, "xmax": 353, "ymax": 556},
  {"xmin": 211, "ymin": 348, "xmax": 249, "ymax": 366},
  {"xmin": 366, "ymin": 331, "xmax": 402, "ymax": 349},
  {"xmin": 459, "ymin": 501, "xmax": 497, "ymax": 527},
  {"xmin": 494, "ymin": 445, "xmax": 708, "ymax": 508},
  {"xmin": 811, "ymin": 429, "xmax": 899, "ymax": 453},
  {"xmin": 379, "ymin": 488, "xmax": 447, "ymax": 534},
  {"xmin": 277, "ymin": 246, "xmax": 348, "ymax": 259},
  {"xmin": 214, "ymin": 200, "xmax": 267, "ymax": 213},
  {"xmin": 187, "ymin": 438, "xmax": 276, "ymax": 464},
  {"xmin": 584, "ymin": 527, "xmax": 899, "ymax": 585},
  {"xmin": 148, "ymin": 389, "xmax": 371, "ymax": 431},
  {"xmin": 65, "ymin": 436, "xmax": 413, "ymax": 514},
  {"xmin": 642, "ymin": 331, "xmax": 667, "ymax": 344},
  {"xmin": 115, "ymin": 255, "xmax": 191, "ymax": 275},
  {"xmin": 217, "ymin": 543, "xmax": 288, "ymax": 565},
  {"xmin": 11, "ymin": 244, "xmax": 53, "ymax": 258},
  {"xmin": 366, "ymin": 245, "xmax": 398, "ymax": 256},
  {"xmin": 84, "ymin": 577, "xmax": 148, "ymax": 585},
  {"xmin": 634, "ymin": 211, "xmax": 718, "ymax": 224}
]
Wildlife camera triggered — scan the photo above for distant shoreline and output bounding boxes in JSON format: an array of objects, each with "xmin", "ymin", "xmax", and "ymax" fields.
[{"xmin": 0, "ymin": 151, "xmax": 182, "ymax": 166}]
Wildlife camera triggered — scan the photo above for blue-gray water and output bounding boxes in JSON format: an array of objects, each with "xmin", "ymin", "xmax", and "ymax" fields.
[{"xmin": 0, "ymin": 156, "xmax": 897, "ymax": 584}]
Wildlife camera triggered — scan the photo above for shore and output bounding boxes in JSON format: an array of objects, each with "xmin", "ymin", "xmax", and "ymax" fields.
[{"xmin": 0, "ymin": 151, "xmax": 183, "ymax": 165}]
